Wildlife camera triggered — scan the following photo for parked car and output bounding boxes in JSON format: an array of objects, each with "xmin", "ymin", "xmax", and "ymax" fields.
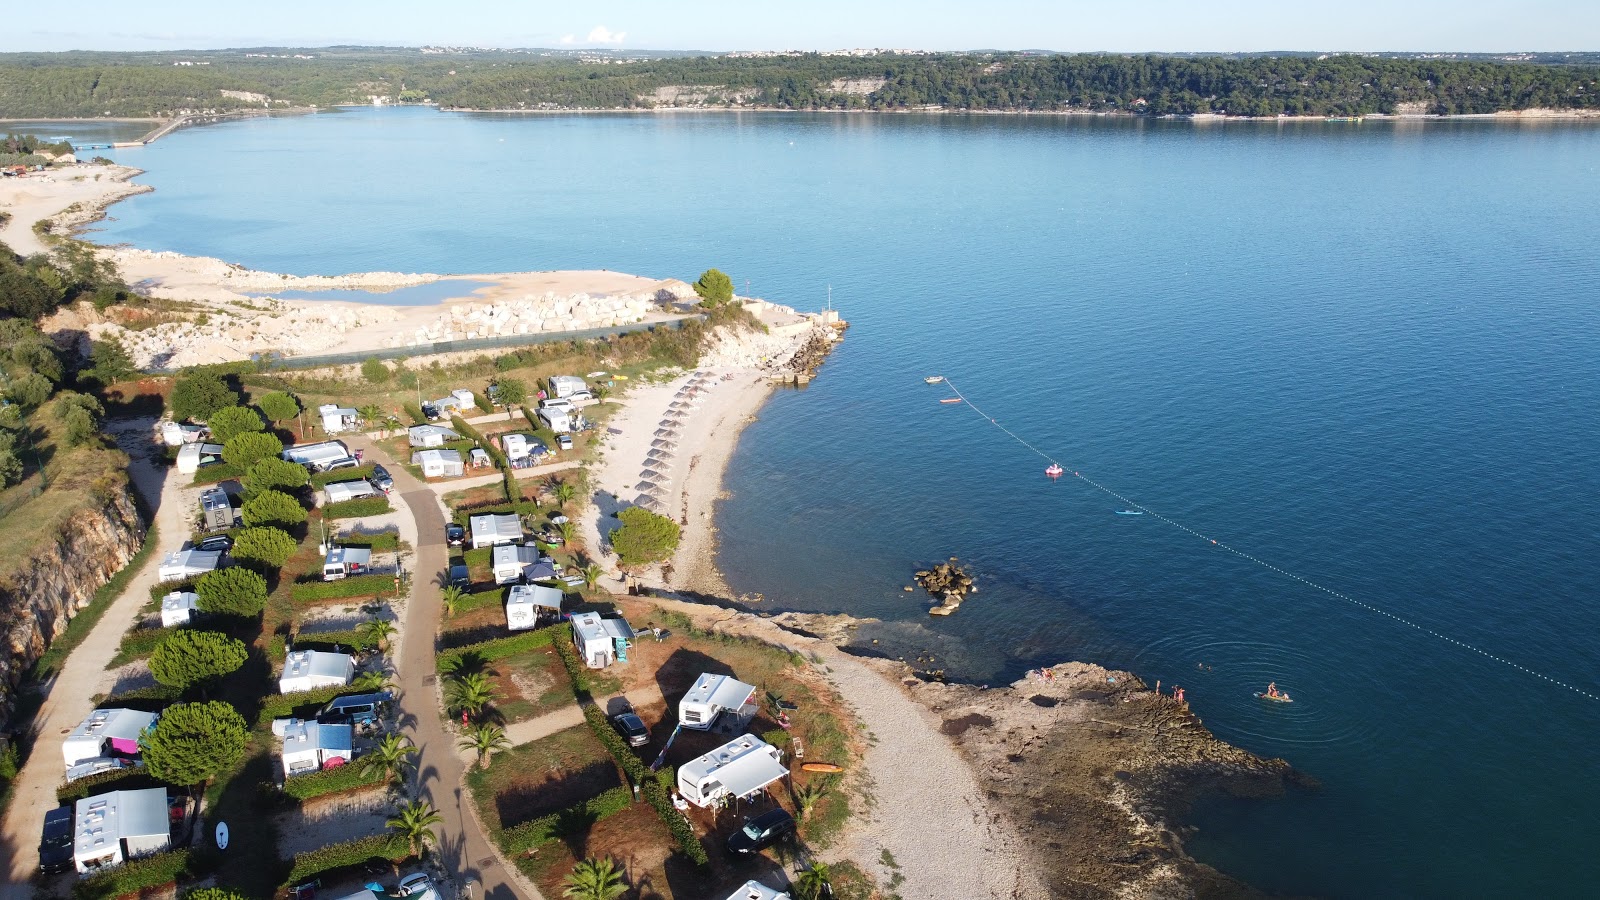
[
  {"xmin": 448, "ymin": 564, "xmax": 470, "ymax": 589},
  {"xmin": 195, "ymin": 534, "xmax": 234, "ymax": 553},
  {"xmin": 421, "ymin": 402, "xmax": 441, "ymax": 421},
  {"xmin": 556, "ymin": 434, "xmax": 574, "ymax": 451},
  {"xmin": 397, "ymin": 872, "xmax": 436, "ymax": 900},
  {"xmin": 320, "ymin": 456, "xmax": 360, "ymax": 472},
  {"xmin": 38, "ymin": 806, "xmax": 73, "ymax": 874},
  {"xmin": 611, "ymin": 711, "xmax": 649, "ymax": 748},
  {"xmin": 726, "ymin": 807, "xmax": 796, "ymax": 855},
  {"xmin": 371, "ymin": 463, "xmax": 394, "ymax": 493},
  {"xmin": 445, "ymin": 524, "xmax": 465, "ymax": 546}
]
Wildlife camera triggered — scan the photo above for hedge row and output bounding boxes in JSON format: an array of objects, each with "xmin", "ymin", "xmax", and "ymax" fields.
[
  {"xmin": 403, "ymin": 402, "xmax": 428, "ymax": 425},
  {"xmin": 435, "ymin": 624, "xmax": 560, "ymax": 675},
  {"xmin": 283, "ymin": 763, "xmax": 385, "ymax": 800},
  {"xmin": 100, "ymin": 683, "xmax": 182, "ymax": 710},
  {"xmin": 283, "ymin": 833, "xmax": 409, "ymax": 886},
  {"xmin": 56, "ymin": 767, "xmax": 158, "ymax": 804},
  {"xmin": 290, "ymin": 574, "xmax": 394, "ymax": 603},
  {"xmin": 72, "ymin": 849, "xmax": 189, "ymax": 900},
  {"xmin": 452, "ymin": 498, "xmax": 544, "ymax": 521},
  {"xmin": 451, "ymin": 415, "xmax": 510, "ymax": 469},
  {"xmin": 150, "ymin": 578, "xmax": 198, "ymax": 603},
  {"xmin": 115, "ymin": 626, "xmax": 171, "ymax": 663},
  {"xmin": 191, "ymin": 464, "xmax": 243, "ymax": 485},
  {"xmin": 311, "ymin": 464, "xmax": 375, "ymax": 487},
  {"xmin": 501, "ymin": 785, "xmax": 633, "ymax": 853},
  {"xmin": 291, "ymin": 627, "xmax": 376, "ymax": 654},
  {"xmin": 338, "ymin": 531, "xmax": 400, "ymax": 551},
  {"xmin": 553, "ymin": 630, "xmax": 708, "ymax": 865},
  {"xmin": 257, "ymin": 684, "xmax": 350, "ymax": 726},
  {"xmin": 323, "ymin": 497, "xmax": 393, "ymax": 519}
]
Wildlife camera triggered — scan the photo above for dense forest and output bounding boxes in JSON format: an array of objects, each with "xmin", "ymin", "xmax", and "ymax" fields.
[{"xmin": 0, "ymin": 49, "xmax": 1597, "ymax": 118}]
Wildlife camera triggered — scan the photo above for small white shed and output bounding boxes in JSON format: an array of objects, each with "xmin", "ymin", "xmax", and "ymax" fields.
[
  {"xmin": 278, "ymin": 649, "xmax": 355, "ymax": 694},
  {"xmin": 175, "ymin": 442, "xmax": 225, "ymax": 475},
  {"xmin": 157, "ymin": 548, "xmax": 222, "ymax": 582},
  {"xmin": 274, "ymin": 718, "xmax": 354, "ymax": 776},
  {"xmin": 323, "ymin": 479, "xmax": 378, "ymax": 505},
  {"xmin": 160, "ymin": 591, "xmax": 199, "ymax": 628},
  {"xmin": 412, "ymin": 448, "xmax": 464, "ymax": 478},
  {"xmin": 63, "ymin": 709, "xmax": 158, "ymax": 769},
  {"xmin": 407, "ymin": 424, "xmax": 460, "ymax": 448},
  {"xmin": 469, "ymin": 513, "xmax": 522, "ymax": 549},
  {"xmin": 677, "ymin": 734, "xmax": 788, "ymax": 809},
  {"xmin": 72, "ymin": 788, "xmax": 171, "ymax": 875},
  {"xmin": 679, "ymin": 673, "xmax": 760, "ymax": 732},
  {"xmin": 571, "ymin": 611, "xmax": 634, "ymax": 669},
  {"xmin": 505, "ymin": 584, "xmax": 563, "ymax": 631},
  {"xmin": 319, "ymin": 404, "xmax": 360, "ymax": 434}
]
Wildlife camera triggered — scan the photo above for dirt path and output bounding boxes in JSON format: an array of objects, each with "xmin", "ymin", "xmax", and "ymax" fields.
[
  {"xmin": 350, "ymin": 438, "xmax": 540, "ymax": 900},
  {"xmin": 500, "ymin": 685, "xmax": 664, "ymax": 748},
  {"xmin": 0, "ymin": 419, "xmax": 184, "ymax": 894},
  {"xmin": 427, "ymin": 460, "xmax": 578, "ymax": 497}
]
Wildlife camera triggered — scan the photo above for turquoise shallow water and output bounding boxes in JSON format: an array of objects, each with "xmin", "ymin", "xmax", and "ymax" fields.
[{"xmin": 96, "ymin": 107, "xmax": 1600, "ymax": 898}]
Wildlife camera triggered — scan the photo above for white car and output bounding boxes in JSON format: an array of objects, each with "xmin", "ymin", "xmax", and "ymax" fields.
[
  {"xmin": 397, "ymin": 873, "xmax": 436, "ymax": 900},
  {"xmin": 557, "ymin": 434, "xmax": 574, "ymax": 451}
]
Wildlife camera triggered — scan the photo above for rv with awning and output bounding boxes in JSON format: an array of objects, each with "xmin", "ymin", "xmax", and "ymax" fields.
[{"xmin": 677, "ymin": 734, "xmax": 788, "ymax": 809}]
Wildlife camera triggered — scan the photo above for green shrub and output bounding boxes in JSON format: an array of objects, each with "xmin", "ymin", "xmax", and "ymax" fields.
[
  {"xmin": 500, "ymin": 786, "xmax": 633, "ymax": 853},
  {"xmin": 473, "ymin": 393, "xmax": 493, "ymax": 415},
  {"xmin": 323, "ymin": 497, "xmax": 392, "ymax": 519},
  {"xmin": 99, "ymin": 683, "xmax": 183, "ymax": 708},
  {"xmin": 435, "ymin": 624, "xmax": 560, "ymax": 675},
  {"xmin": 113, "ymin": 626, "xmax": 169, "ymax": 663},
  {"xmin": 56, "ymin": 767, "xmax": 159, "ymax": 804},
  {"xmin": 310, "ymin": 464, "xmax": 375, "ymax": 487},
  {"xmin": 241, "ymin": 488, "xmax": 307, "ymax": 527},
  {"xmin": 645, "ymin": 779, "xmax": 708, "ymax": 865},
  {"xmin": 403, "ymin": 402, "xmax": 428, "ymax": 424},
  {"xmin": 291, "ymin": 628, "xmax": 376, "ymax": 653},
  {"xmin": 289, "ymin": 574, "xmax": 395, "ymax": 603},
  {"xmin": 283, "ymin": 833, "xmax": 408, "ymax": 886},
  {"xmin": 190, "ymin": 463, "xmax": 243, "ymax": 485},
  {"xmin": 338, "ymin": 531, "xmax": 400, "ymax": 551},
  {"xmin": 72, "ymin": 849, "xmax": 190, "ymax": 900},
  {"xmin": 283, "ymin": 764, "xmax": 385, "ymax": 800},
  {"xmin": 584, "ymin": 703, "xmax": 647, "ymax": 785},
  {"xmin": 257, "ymin": 684, "xmax": 351, "ymax": 726}
]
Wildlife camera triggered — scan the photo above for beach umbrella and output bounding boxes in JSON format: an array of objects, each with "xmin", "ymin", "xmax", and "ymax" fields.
[
  {"xmin": 646, "ymin": 446, "xmax": 674, "ymax": 459},
  {"xmin": 655, "ymin": 427, "xmax": 680, "ymax": 438},
  {"xmin": 636, "ymin": 494, "xmax": 666, "ymax": 512},
  {"xmin": 640, "ymin": 466, "xmax": 666, "ymax": 480},
  {"xmin": 636, "ymin": 480, "xmax": 660, "ymax": 493},
  {"xmin": 663, "ymin": 409, "xmax": 689, "ymax": 420},
  {"xmin": 651, "ymin": 438, "xmax": 677, "ymax": 449}
]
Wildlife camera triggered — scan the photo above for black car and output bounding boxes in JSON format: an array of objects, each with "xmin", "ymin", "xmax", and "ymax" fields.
[
  {"xmin": 445, "ymin": 524, "xmax": 465, "ymax": 546},
  {"xmin": 39, "ymin": 806, "xmax": 73, "ymax": 874},
  {"xmin": 371, "ymin": 463, "xmax": 394, "ymax": 493},
  {"xmin": 611, "ymin": 711, "xmax": 649, "ymax": 748},
  {"xmin": 447, "ymin": 564, "xmax": 470, "ymax": 589},
  {"xmin": 196, "ymin": 534, "xmax": 234, "ymax": 553},
  {"xmin": 726, "ymin": 807, "xmax": 795, "ymax": 855},
  {"xmin": 420, "ymin": 402, "xmax": 441, "ymax": 421}
]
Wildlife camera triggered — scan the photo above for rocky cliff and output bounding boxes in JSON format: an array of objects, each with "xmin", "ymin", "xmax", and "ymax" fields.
[{"xmin": 0, "ymin": 485, "xmax": 145, "ymax": 718}]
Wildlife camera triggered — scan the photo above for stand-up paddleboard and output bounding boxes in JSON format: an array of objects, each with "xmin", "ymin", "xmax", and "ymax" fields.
[
  {"xmin": 215, "ymin": 821, "xmax": 229, "ymax": 850},
  {"xmin": 1253, "ymin": 692, "xmax": 1294, "ymax": 703},
  {"xmin": 801, "ymin": 762, "xmax": 844, "ymax": 774}
]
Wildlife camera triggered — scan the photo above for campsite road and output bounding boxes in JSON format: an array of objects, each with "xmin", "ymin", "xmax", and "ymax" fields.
[{"xmin": 348, "ymin": 438, "xmax": 539, "ymax": 900}]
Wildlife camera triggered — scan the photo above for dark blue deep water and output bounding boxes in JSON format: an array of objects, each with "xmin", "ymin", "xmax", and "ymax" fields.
[{"xmin": 96, "ymin": 107, "xmax": 1600, "ymax": 898}]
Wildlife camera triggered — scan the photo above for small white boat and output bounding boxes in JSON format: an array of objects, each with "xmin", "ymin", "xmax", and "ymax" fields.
[
  {"xmin": 1115, "ymin": 509, "xmax": 1144, "ymax": 516},
  {"xmin": 924, "ymin": 376, "xmax": 944, "ymax": 384}
]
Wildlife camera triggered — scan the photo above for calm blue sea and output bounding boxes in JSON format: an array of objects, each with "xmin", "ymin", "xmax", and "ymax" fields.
[{"xmin": 96, "ymin": 107, "xmax": 1600, "ymax": 898}]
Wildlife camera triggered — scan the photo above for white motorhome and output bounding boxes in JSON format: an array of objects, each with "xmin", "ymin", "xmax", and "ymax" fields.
[
  {"xmin": 571, "ymin": 611, "xmax": 634, "ymax": 669},
  {"xmin": 407, "ymin": 424, "xmax": 460, "ymax": 448},
  {"xmin": 323, "ymin": 479, "xmax": 378, "ymax": 505},
  {"xmin": 160, "ymin": 591, "xmax": 198, "ymax": 627},
  {"xmin": 505, "ymin": 584, "xmax": 563, "ymax": 631},
  {"xmin": 502, "ymin": 433, "xmax": 546, "ymax": 462},
  {"xmin": 676, "ymin": 734, "xmax": 788, "ymax": 809},
  {"xmin": 282, "ymin": 441, "xmax": 351, "ymax": 471},
  {"xmin": 274, "ymin": 718, "xmax": 353, "ymax": 776},
  {"xmin": 321, "ymin": 545, "xmax": 373, "ymax": 580},
  {"xmin": 279, "ymin": 649, "xmax": 355, "ymax": 694},
  {"xmin": 157, "ymin": 548, "xmax": 222, "ymax": 582},
  {"xmin": 63, "ymin": 709, "xmax": 157, "ymax": 769},
  {"xmin": 678, "ymin": 673, "xmax": 759, "ymax": 732},
  {"xmin": 73, "ymin": 788, "xmax": 171, "ymax": 875},
  {"xmin": 536, "ymin": 406, "xmax": 575, "ymax": 434},
  {"xmin": 548, "ymin": 375, "xmax": 592, "ymax": 401},
  {"xmin": 491, "ymin": 544, "xmax": 543, "ymax": 585},
  {"xmin": 160, "ymin": 421, "xmax": 205, "ymax": 446}
]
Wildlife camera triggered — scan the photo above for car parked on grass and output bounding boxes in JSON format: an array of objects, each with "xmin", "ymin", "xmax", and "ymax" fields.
[
  {"xmin": 726, "ymin": 807, "xmax": 796, "ymax": 855},
  {"xmin": 611, "ymin": 710, "xmax": 649, "ymax": 748},
  {"xmin": 448, "ymin": 564, "xmax": 470, "ymax": 589},
  {"xmin": 38, "ymin": 806, "xmax": 73, "ymax": 874},
  {"xmin": 556, "ymin": 434, "xmax": 574, "ymax": 451},
  {"xmin": 445, "ymin": 524, "xmax": 465, "ymax": 546}
]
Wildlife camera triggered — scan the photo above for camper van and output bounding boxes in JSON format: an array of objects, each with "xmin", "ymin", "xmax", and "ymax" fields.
[
  {"xmin": 323, "ymin": 480, "xmax": 378, "ymax": 505},
  {"xmin": 676, "ymin": 734, "xmax": 788, "ymax": 809},
  {"xmin": 678, "ymin": 673, "xmax": 759, "ymax": 733},
  {"xmin": 548, "ymin": 375, "xmax": 593, "ymax": 402},
  {"xmin": 321, "ymin": 545, "xmax": 372, "ymax": 581},
  {"xmin": 72, "ymin": 789, "xmax": 172, "ymax": 874},
  {"xmin": 505, "ymin": 584, "xmax": 562, "ymax": 631},
  {"xmin": 318, "ymin": 691, "xmax": 393, "ymax": 728},
  {"xmin": 283, "ymin": 441, "xmax": 352, "ymax": 471}
]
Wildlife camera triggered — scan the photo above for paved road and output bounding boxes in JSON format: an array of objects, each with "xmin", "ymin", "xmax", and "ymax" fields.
[
  {"xmin": 0, "ymin": 420, "xmax": 182, "ymax": 896},
  {"xmin": 350, "ymin": 438, "xmax": 535, "ymax": 900}
]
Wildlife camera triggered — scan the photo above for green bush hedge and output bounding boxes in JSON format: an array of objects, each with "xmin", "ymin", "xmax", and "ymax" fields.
[
  {"xmin": 99, "ymin": 683, "xmax": 183, "ymax": 709},
  {"xmin": 311, "ymin": 464, "xmax": 375, "ymax": 487},
  {"xmin": 403, "ymin": 402, "xmax": 428, "ymax": 425},
  {"xmin": 290, "ymin": 574, "xmax": 394, "ymax": 603},
  {"xmin": 150, "ymin": 578, "xmax": 198, "ymax": 603},
  {"xmin": 191, "ymin": 464, "xmax": 243, "ymax": 486},
  {"xmin": 73, "ymin": 849, "xmax": 190, "ymax": 900},
  {"xmin": 323, "ymin": 497, "xmax": 392, "ymax": 519},
  {"xmin": 644, "ymin": 779, "xmax": 708, "ymax": 865},
  {"xmin": 435, "ymin": 624, "xmax": 560, "ymax": 675},
  {"xmin": 283, "ymin": 764, "xmax": 385, "ymax": 800},
  {"xmin": 283, "ymin": 833, "xmax": 408, "ymax": 887},
  {"xmin": 257, "ymin": 684, "xmax": 350, "ymax": 726},
  {"xmin": 462, "ymin": 547, "xmax": 491, "ymax": 569},
  {"xmin": 500, "ymin": 785, "xmax": 633, "ymax": 853},
  {"xmin": 114, "ymin": 626, "xmax": 172, "ymax": 664},
  {"xmin": 56, "ymin": 767, "xmax": 159, "ymax": 804},
  {"xmin": 291, "ymin": 627, "xmax": 375, "ymax": 653},
  {"xmin": 338, "ymin": 531, "xmax": 400, "ymax": 551}
]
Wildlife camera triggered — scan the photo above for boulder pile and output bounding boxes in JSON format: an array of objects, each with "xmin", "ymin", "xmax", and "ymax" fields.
[{"xmin": 916, "ymin": 558, "xmax": 976, "ymax": 616}]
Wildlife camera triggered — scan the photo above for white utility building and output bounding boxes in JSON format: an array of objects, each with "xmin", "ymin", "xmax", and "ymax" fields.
[
  {"xmin": 412, "ymin": 448, "xmax": 464, "ymax": 478},
  {"xmin": 570, "ymin": 611, "xmax": 634, "ymax": 669},
  {"xmin": 323, "ymin": 480, "xmax": 379, "ymax": 505},
  {"xmin": 469, "ymin": 513, "xmax": 522, "ymax": 549},
  {"xmin": 274, "ymin": 718, "xmax": 354, "ymax": 776},
  {"xmin": 319, "ymin": 404, "xmax": 360, "ymax": 434},
  {"xmin": 407, "ymin": 424, "xmax": 460, "ymax": 448}
]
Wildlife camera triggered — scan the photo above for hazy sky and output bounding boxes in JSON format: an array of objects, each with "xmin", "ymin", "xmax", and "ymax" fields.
[{"xmin": 6, "ymin": 0, "xmax": 1597, "ymax": 53}]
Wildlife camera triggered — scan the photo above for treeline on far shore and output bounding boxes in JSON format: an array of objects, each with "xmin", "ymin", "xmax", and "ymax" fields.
[{"xmin": 1, "ymin": 49, "xmax": 1598, "ymax": 119}]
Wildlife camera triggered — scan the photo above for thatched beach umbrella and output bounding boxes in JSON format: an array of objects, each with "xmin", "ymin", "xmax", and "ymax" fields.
[
  {"xmin": 655, "ymin": 427, "xmax": 680, "ymax": 438},
  {"xmin": 646, "ymin": 446, "xmax": 675, "ymax": 459},
  {"xmin": 636, "ymin": 479, "xmax": 660, "ymax": 493},
  {"xmin": 639, "ymin": 467, "xmax": 666, "ymax": 480},
  {"xmin": 651, "ymin": 437, "xmax": 677, "ymax": 449}
]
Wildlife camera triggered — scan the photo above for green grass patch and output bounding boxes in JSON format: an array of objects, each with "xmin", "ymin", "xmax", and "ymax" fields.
[
  {"xmin": 289, "ymin": 574, "xmax": 395, "ymax": 603},
  {"xmin": 283, "ymin": 832, "xmax": 410, "ymax": 887},
  {"xmin": 191, "ymin": 463, "xmax": 244, "ymax": 485},
  {"xmin": 283, "ymin": 763, "xmax": 385, "ymax": 800},
  {"xmin": 323, "ymin": 497, "xmax": 393, "ymax": 519},
  {"xmin": 257, "ymin": 684, "xmax": 355, "ymax": 726},
  {"xmin": 110, "ymin": 624, "xmax": 171, "ymax": 665},
  {"xmin": 311, "ymin": 464, "xmax": 375, "ymax": 487},
  {"xmin": 435, "ymin": 623, "xmax": 560, "ymax": 675},
  {"xmin": 501, "ymin": 785, "xmax": 633, "ymax": 853},
  {"xmin": 72, "ymin": 849, "xmax": 190, "ymax": 900},
  {"xmin": 56, "ymin": 767, "xmax": 160, "ymax": 804},
  {"xmin": 337, "ymin": 530, "xmax": 401, "ymax": 551}
]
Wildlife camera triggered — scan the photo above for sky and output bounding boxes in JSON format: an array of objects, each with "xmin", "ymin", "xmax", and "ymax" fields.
[{"xmin": 5, "ymin": 0, "xmax": 1597, "ymax": 54}]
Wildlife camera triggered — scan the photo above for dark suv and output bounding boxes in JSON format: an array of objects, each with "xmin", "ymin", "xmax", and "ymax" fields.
[
  {"xmin": 726, "ymin": 807, "xmax": 795, "ymax": 855},
  {"xmin": 371, "ymin": 463, "xmax": 394, "ymax": 493},
  {"xmin": 445, "ymin": 524, "xmax": 465, "ymax": 546},
  {"xmin": 39, "ymin": 806, "xmax": 73, "ymax": 874},
  {"xmin": 611, "ymin": 711, "xmax": 649, "ymax": 748}
]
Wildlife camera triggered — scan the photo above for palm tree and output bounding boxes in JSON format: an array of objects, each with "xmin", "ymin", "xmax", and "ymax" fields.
[
  {"xmin": 445, "ymin": 671, "xmax": 497, "ymax": 721},
  {"xmin": 795, "ymin": 862, "xmax": 833, "ymax": 900},
  {"xmin": 440, "ymin": 584, "xmax": 466, "ymax": 618},
  {"xmin": 581, "ymin": 563, "xmax": 604, "ymax": 591},
  {"xmin": 350, "ymin": 670, "xmax": 395, "ymax": 693},
  {"xmin": 457, "ymin": 723, "xmax": 511, "ymax": 768},
  {"xmin": 552, "ymin": 481, "xmax": 576, "ymax": 511},
  {"xmin": 360, "ymin": 732, "xmax": 416, "ymax": 785},
  {"xmin": 358, "ymin": 616, "xmax": 396, "ymax": 652},
  {"xmin": 439, "ymin": 650, "xmax": 493, "ymax": 678},
  {"xmin": 357, "ymin": 403, "xmax": 384, "ymax": 429},
  {"xmin": 561, "ymin": 857, "xmax": 626, "ymax": 900},
  {"xmin": 387, "ymin": 800, "xmax": 442, "ymax": 857},
  {"xmin": 794, "ymin": 777, "xmax": 834, "ymax": 821},
  {"xmin": 556, "ymin": 520, "xmax": 577, "ymax": 546}
]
